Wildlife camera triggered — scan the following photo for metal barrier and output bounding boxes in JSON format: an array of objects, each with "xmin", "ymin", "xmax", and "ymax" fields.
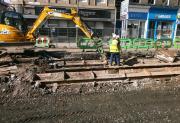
[
  {"xmin": 133, "ymin": 38, "xmax": 147, "ymax": 49},
  {"xmin": 155, "ymin": 39, "xmax": 172, "ymax": 49},
  {"xmin": 36, "ymin": 27, "xmax": 179, "ymax": 50},
  {"xmin": 120, "ymin": 38, "xmax": 133, "ymax": 49},
  {"xmin": 38, "ymin": 27, "xmax": 119, "ymax": 43},
  {"xmin": 146, "ymin": 39, "xmax": 155, "ymax": 49},
  {"xmin": 174, "ymin": 38, "xmax": 180, "ymax": 48},
  {"xmin": 77, "ymin": 37, "xmax": 96, "ymax": 49},
  {"xmin": 119, "ymin": 38, "xmax": 155, "ymax": 50},
  {"xmin": 77, "ymin": 37, "xmax": 104, "ymax": 54}
]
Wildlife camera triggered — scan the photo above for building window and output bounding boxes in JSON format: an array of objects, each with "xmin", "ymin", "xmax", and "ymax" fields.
[
  {"xmin": 157, "ymin": 21, "xmax": 172, "ymax": 39},
  {"xmin": 127, "ymin": 20, "xmax": 145, "ymax": 38},
  {"xmin": 148, "ymin": 0, "xmax": 155, "ymax": 4},
  {"xmin": 129, "ymin": 0, "xmax": 139, "ymax": 4},
  {"xmin": 96, "ymin": 0, "xmax": 106, "ymax": 3},
  {"xmin": 162, "ymin": 0, "xmax": 169, "ymax": 6},
  {"xmin": 79, "ymin": 0, "xmax": 88, "ymax": 2},
  {"xmin": 178, "ymin": 0, "xmax": 180, "ymax": 6}
]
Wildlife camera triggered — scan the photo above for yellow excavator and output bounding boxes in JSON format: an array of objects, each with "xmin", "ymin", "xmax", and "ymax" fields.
[{"xmin": 0, "ymin": 6, "xmax": 103, "ymax": 53}]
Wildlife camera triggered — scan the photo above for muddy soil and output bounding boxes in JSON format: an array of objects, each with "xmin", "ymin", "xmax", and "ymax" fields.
[{"xmin": 1, "ymin": 78, "xmax": 180, "ymax": 123}]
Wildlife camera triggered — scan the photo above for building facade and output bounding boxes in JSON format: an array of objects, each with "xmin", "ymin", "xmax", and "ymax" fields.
[
  {"xmin": 1, "ymin": 0, "xmax": 116, "ymax": 42},
  {"xmin": 120, "ymin": 0, "xmax": 179, "ymax": 41}
]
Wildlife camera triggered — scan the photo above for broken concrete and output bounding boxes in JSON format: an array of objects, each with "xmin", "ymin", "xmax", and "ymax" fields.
[{"xmin": 155, "ymin": 49, "xmax": 177, "ymax": 63}]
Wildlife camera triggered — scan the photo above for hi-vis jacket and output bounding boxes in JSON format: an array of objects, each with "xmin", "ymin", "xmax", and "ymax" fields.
[{"xmin": 109, "ymin": 39, "xmax": 119, "ymax": 53}]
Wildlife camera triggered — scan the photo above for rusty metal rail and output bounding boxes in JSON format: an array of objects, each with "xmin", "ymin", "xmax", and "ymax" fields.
[
  {"xmin": 46, "ymin": 62, "xmax": 180, "ymax": 72},
  {"xmin": 36, "ymin": 63, "xmax": 180, "ymax": 86}
]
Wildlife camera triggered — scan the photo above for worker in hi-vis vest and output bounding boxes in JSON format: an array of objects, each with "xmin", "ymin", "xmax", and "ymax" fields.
[{"xmin": 109, "ymin": 33, "xmax": 120, "ymax": 66}]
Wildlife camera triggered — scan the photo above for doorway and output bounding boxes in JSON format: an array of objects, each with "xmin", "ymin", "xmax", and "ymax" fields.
[{"xmin": 148, "ymin": 21, "xmax": 155, "ymax": 39}]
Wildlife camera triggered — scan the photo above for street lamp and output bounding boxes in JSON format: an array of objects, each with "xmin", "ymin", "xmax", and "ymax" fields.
[
  {"xmin": 76, "ymin": 0, "xmax": 79, "ymax": 43},
  {"xmin": 114, "ymin": 7, "xmax": 117, "ymax": 33}
]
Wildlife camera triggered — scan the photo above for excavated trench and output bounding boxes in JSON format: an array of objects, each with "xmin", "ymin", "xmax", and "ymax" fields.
[{"xmin": 0, "ymin": 49, "xmax": 180, "ymax": 122}]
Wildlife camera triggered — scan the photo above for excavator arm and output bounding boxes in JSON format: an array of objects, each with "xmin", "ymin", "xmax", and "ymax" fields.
[
  {"xmin": 26, "ymin": 6, "xmax": 103, "ymax": 54},
  {"xmin": 26, "ymin": 6, "xmax": 93, "ymax": 40}
]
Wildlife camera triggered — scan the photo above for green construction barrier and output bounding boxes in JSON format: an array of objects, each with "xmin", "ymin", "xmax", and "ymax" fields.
[
  {"xmin": 120, "ymin": 38, "xmax": 133, "ymax": 49},
  {"xmin": 174, "ymin": 38, "xmax": 180, "ymax": 48},
  {"xmin": 132, "ymin": 38, "xmax": 155, "ymax": 49},
  {"xmin": 77, "ymin": 37, "xmax": 96, "ymax": 49},
  {"xmin": 155, "ymin": 38, "xmax": 172, "ymax": 49},
  {"xmin": 133, "ymin": 38, "xmax": 153, "ymax": 49},
  {"xmin": 146, "ymin": 39, "xmax": 155, "ymax": 49},
  {"xmin": 132, "ymin": 38, "xmax": 147, "ymax": 49},
  {"xmin": 77, "ymin": 37, "xmax": 104, "ymax": 54}
]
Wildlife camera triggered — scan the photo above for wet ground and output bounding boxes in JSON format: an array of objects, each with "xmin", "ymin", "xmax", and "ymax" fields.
[{"xmin": 1, "ymin": 83, "xmax": 180, "ymax": 123}]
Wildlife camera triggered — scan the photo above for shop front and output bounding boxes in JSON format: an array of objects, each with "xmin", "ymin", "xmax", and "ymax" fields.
[
  {"xmin": 127, "ymin": 12, "xmax": 148, "ymax": 38},
  {"xmin": 147, "ymin": 7, "xmax": 178, "ymax": 40},
  {"xmin": 120, "ymin": 11, "xmax": 148, "ymax": 38},
  {"xmin": 120, "ymin": 0, "xmax": 149, "ymax": 38}
]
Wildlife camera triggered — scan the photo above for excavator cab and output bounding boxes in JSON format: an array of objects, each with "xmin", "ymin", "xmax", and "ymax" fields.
[{"xmin": 1, "ymin": 10, "xmax": 27, "ymax": 34}]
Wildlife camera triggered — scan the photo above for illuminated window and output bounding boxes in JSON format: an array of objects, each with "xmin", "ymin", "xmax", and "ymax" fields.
[
  {"xmin": 96, "ymin": 0, "xmax": 106, "ymax": 3},
  {"xmin": 148, "ymin": 0, "xmax": 155, "ymax": 4},
  {"xmin": 79, "ymin": 0, "xmax": 88, "ymax": 2},
  {"xmin": 129, "ymin": 0, "xmax": 139, "ymax": 4},
  {"xmin": 162, "ymin": 0, "xmax": 169, "ymax": 6}
]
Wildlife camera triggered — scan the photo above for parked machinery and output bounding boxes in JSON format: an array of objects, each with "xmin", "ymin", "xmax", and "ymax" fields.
[{"xmin": 0, "ymin": 6, "xmax": 104, "ymax": 54}]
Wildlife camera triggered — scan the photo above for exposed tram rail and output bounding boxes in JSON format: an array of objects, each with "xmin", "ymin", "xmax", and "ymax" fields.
[{"xmin": 36, "ymin": 62, "xmax": 180, "ymax": 86}]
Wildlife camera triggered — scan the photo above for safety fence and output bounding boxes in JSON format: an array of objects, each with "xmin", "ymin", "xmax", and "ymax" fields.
[
  {"xmin": 36, "ymin": 27, "xmax": 180, "ymax": 49},
  {"xmin": 119, "ymin": 38, "xmax": 173, "ymax": 50},
  {"xmin": 38, "ymin": 27, "xmax": 118, "ymax": 43},
  {"xmin": 78, "ymin": 37, "xmax": 180, "ymax": 50}
]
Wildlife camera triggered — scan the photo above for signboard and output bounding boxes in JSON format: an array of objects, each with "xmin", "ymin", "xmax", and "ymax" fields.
[
  {"xmin": 155, "ymin": 14, "xmax": 171, "ymax": 19},
  {"xmin": 149, "ymin": 7, "xmax": 178, "ymax": 21},
  {"xmin": 120, "ymin": 0, "xmax": 129, "ymax": 20},
  {"xmin": 35, "ymin": 7, "xmax": 111, "ymax": 19},
  {"xmin": 128, "ymin": 12, "xmax": 147, "ymax": 20}
]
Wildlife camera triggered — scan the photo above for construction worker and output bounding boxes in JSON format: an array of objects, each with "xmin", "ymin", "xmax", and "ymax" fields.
[{"xmin": 109, "ymin": 34, "xmax": 120, "ymax": 66}]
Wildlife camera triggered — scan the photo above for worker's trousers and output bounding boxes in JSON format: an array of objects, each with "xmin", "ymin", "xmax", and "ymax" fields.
[{"xmin": 110, "ymin": 52, "xmax": 120, "ymax": 66}]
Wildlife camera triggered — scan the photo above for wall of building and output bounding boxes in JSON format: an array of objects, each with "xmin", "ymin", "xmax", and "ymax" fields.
[
  {"xmin": 121, "ymin": 0, "xmax": 179, "ymax": 40},
  {"xmin": 22, "ymin": 0, "xmax": 116, "ymax": 31},
  {"xmin": 16, "ymin": 0, "xmax": 115, "ymax": 42},
  {"xmin": 23, "ymin": 0, "xmax": 115, "ymax": 9},
  {"xmin": 129, "ymin": 0, "xmax": 179, "ymax": 6}
]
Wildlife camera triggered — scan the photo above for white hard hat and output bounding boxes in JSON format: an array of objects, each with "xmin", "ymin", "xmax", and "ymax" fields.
[
  {"xmin": 116, "ymin": 35, "xmax": 120, "ymax": 39},
  {"xmin": 112, "ymin": 33, "xmax": 116, "ymax": 38}
]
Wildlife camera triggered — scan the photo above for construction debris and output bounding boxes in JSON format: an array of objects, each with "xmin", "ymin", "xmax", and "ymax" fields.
[
  {"xmin": 0, "ymin": 49, "xmax": 7, "ymax": 57},
  {"xmin": 0, "ymin": 66, "xmax": 17, "ymax": 75},
  {"xmin": 155, "ymin": 49, "xmax": 177, "ymax": 63},
  {"xmin": 0, "ymin": 49, "xmax": 180, "ymax": 97}
]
